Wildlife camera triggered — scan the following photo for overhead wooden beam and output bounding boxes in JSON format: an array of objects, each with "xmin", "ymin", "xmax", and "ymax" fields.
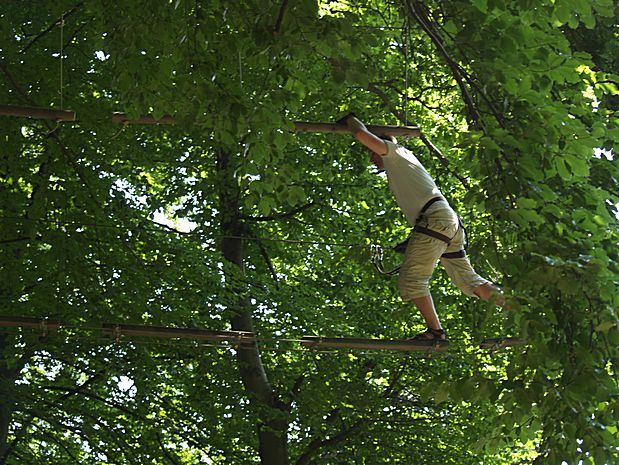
[
  {"xmin": 300, "ymin": 336, "xmax": 449, "ymax": 352},
  {"xmin": 0, "ymin": 104, "xmax": 75, "ymax": 121},
  {"xmin": 101, "ymin": 323, "xmax": 255, "ymax": 344},
  {"xmin": 293, "ymin": 121, "xmax": 421, "ymax": 137},
  {"xmin": 0, "ymin": 316, "xmax": 254, "ymax": 344},
  {"xmin": 0, "ymin": 104, "xmax": 421, "ymax": 136},
  {"xmin": 0, "ymin": 316, "xmax": 60, "ymax": 336}
]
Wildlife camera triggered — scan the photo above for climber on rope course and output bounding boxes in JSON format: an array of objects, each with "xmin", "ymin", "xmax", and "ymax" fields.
[{"xmin": 341, "ymin": 114, "xmax": 505, "ymax": 342}]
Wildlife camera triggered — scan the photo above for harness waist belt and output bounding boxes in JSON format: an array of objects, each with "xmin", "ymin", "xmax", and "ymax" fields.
[{"xmin": 412, "ymin": 225, "xmax": 452, "ymax": 244}]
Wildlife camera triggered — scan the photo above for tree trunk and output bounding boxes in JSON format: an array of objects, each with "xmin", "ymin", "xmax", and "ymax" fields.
[
  {"xmin": 217, "ymin": 150, "xmax": 290, "ymax": 465},
  {"xmin": 0, "ymin": 335, "xmax": 20, "ymax": 464}
]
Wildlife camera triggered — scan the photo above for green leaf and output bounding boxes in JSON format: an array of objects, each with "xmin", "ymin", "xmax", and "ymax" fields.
[
  {"xmin": 553, "ymin": 3, "xmax": 572, "ymax": 24},
  {"xmin": 472, "ymin": 0, "xmax": 489, "ymax": 12},
  {"xmin": 257, "ymin": 197, "xmax": 272, "ymax": 216},
  {"xmin": 564, "ymin": 154, "xmax": 590, "ymax": 177},
  {"xmin": 554, "ymin": 158, "xmax": 572, "ymax": 180},
  {"xmin": 593, "ymin": 0, "xmax": 615, "ymax": 17},
  {"xmin": 443, "ymin": 21, "xmax": 458, "ymax": 35},
  {"xmin": 516, "ymin": 197, "xmax": 537, "ymax": 209},
  {"xmin": 435, "ymin": 383, "xmax": 450, "ymax": 404},
  {"xmin": 595, "ymin": 321, "xmax": 615, "ymax": 332},
  {"xmin": 286, "ymin": 186, "xmax": 306, "ymax": 206},
  {"xmin": 591, "ymin": 122, "xmax": 606, "ymax": 138}
]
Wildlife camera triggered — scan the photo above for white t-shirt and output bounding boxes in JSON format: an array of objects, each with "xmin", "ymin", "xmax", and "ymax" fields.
[{"xmin": 382, "ymin": 140, "xmax": 443, "ymax": 226}]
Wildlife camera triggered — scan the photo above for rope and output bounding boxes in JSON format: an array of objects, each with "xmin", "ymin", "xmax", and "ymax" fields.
[
  {"xmin": 238, "ymin": 50, "xmax": 243, "ymax": 91},
  {"xmin": 0, "ymin": 215, "xmax": 365, "ymax": 248},
  {"xmin": 404, "ymin": 17, "xmax": 409, "ymax": 124},
  {"xmin": 59, "ymin": 14, "xmax": 64, "ymax": 110}
]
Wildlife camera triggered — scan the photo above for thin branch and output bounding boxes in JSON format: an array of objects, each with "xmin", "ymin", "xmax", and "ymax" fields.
[
  {"xmin": 255, "ymin": 240, "xmax": 280, "ymax": 288},
  {"xmin": 410, "ymin": 3, "xmax": 508, "ymax": 129},
  {"xmin": 28, "ymin": 406, "xmax": 142, "ymax": 465},
  {"xmin": 19, "ymin": 2, "xmax": 84, "ymax": 54},
  {"xmin": 295, "ymin": 419, "xmax": 366, "ymax": 465},
  {"xmin": 41, "ymin": 387, "xmax": 142, "ymax": 419},
  {"xmin": 367, "ymin": 82, "xmax": 470, "ymax": 189},
  {"xmin": 0, "ymin": 63, "xmax": 36, "ymax": 105},
  {"xmin": 274, "ymin": 0, "xmax": 289, "ymax": 34},
  {"xmin": 245, "ymin": 202, "xmax": 316, "ymax": 222},
  {"xmin": 0, "ymin": 237, "xmax": 31, "ymax": 245},
  {"xmin": 156, "ymin": 431, "xmax": 181, "ymax": 465},
  {"xmin": 62, "ymin": 20, "xmax": 90, "ymax": 53},
  {"xmin": 405, "ymin": 0, "xmax": 484, "ymax": 128},
  {"xmin": 419, "ymin": 133, "xmax": 470, "ymax": 189},
  {"xmin": 34, "ymin": 429, "xmax": 81, "ymax": 463},
  {"xmin": 287, "ymin": 374, "xmax": 305, "ymax": 407}
]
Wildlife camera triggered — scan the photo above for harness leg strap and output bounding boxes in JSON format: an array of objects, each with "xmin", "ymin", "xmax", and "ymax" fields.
[{"xmin": 441, "ymin": 250, "xmax": 466, "ymax": 259}]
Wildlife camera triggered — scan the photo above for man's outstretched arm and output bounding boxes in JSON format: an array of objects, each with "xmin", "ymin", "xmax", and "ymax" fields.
[{"xmin": 345, "ymin": 115, "xmax": 388, "ymax": 155}]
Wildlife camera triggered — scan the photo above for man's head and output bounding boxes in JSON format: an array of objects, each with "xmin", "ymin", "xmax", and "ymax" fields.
[{"xmin": 367, "ymin": 134, "xmax": 396, "ymax": 171}]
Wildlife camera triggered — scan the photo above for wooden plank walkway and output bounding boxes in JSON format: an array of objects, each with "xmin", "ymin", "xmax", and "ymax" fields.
[
  {"xmin": 300, "ymin": 336, "xmax": 450, "ymax": 352},
  {"xmin": 101, "ymin": 323, "xmax": 255, "ymax": 344},
  {"xmin": 0, "ymin": 316, "xmax": 254, "ymax": 344},
  {"xmin": 0, "ymin": 316, "xmax": 524, "ymax": 351},
  {"xmin": 301, "ymin": 336, "xmax": 525, "ymax": 352}
]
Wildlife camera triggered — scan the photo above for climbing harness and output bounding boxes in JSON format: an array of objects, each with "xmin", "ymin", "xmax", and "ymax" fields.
[
  {"xmin": 370, "ymin": 197, "xmax": 468, "ymax": 276},
  {"xmin": 413, "ymin": 196, "xmax": 467, "ymax": 258}
]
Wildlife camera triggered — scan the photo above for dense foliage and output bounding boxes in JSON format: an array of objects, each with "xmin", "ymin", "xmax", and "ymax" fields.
[{"xmin": 1, "ymin": 1, "xmax": 618, "ymax": 464}]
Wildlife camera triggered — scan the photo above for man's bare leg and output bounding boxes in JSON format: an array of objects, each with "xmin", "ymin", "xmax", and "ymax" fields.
[{"xmin": 412, "ymin": 294, "xmax": 442, "ymax": 330}]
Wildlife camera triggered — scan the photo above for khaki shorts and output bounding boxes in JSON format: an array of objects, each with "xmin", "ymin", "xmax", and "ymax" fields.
[{"xmin": 398, "ymin": 202, "xmax": 488, "ymax": 300}]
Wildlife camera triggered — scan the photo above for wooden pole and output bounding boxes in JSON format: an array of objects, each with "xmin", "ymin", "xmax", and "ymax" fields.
[
  {"xmin": 0, "ymin": 104, "xmax": 421, "ymax": 135},
  {"xmin": 0, "ymin": 316, "xmax": 254, "ymax": 344},
  {"xmin": 0, "ymin": 316, "xmax": 525, "ymax": 351},
  {"xmin": 293, "ymin": 121, "xmax": 421, "ymax": 137},
  {"xmin": 101, "ymin": 323, "xmax": 255, "ymax": 344},
  {"xmin": 0, "ymin": 316, "xmax": 60, "ymax": 334},
  {"xmin": 300, "ymin": 336, "xmax": 448, "ymax": 352},
  {"xmin": 0, "ymin": 104, "xmax": 76, "ymax": 121}
]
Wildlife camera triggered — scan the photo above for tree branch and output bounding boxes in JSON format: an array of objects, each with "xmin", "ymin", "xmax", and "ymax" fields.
[
  {"xmin": 0, "ymin": 63, "xmax": 36, "ymax": 105},
  {"xmin": 295, "ymin": 419, "xmax": 366, "ymax": 465},
  {"xmin": 367, "ymin": 82, "xmax": 470, "ymax": 189},
  {"xmin": 245, "ymin": 201, "xmax": 316, "ymax": 222},
  {"xmin": 156, "ymin": 431, "xmax": 181, "ymax": 465},
  {"xmin": 0, "ymin": 237, "xmax": 31, "ymax": 245},
  {"xmin": 274, "ymin": 0, "xmax": 289, "ymax": 34},
  {"xmin": 405, "ymin": 1, "xmax": 484, "ymax": 128},
  {"xmin": 19, "ymin": 2, "xmax": 84, "ymax": 54},
  {"xmin": 255, "ymin": 239, "xmax": 280, "ymax": 288},
  {"xmin": 41, "ymin": 386, "xmax": 143, "ymax": 419}
]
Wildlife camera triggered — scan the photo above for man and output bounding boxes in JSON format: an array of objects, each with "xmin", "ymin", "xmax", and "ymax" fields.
[{"xmin": 344, "ymin": 115, "xmax": 503, "ymax": 342}]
